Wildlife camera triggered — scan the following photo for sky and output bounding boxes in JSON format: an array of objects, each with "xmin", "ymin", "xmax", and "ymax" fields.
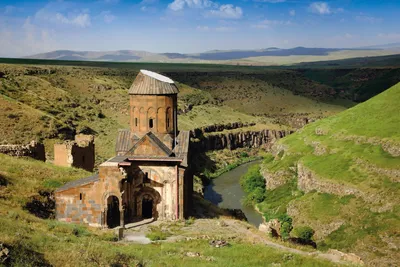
[{"xmin": 0, "ymin": 0, "xmax": 400, "ymax": 57}]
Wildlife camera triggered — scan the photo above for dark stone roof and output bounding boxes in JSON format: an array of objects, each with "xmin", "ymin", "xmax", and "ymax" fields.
[
  {"xmin": 55, "ymin": 174, "xmax": 99, "ymax": 192},
  {"xmin": 173, "ymin": 130, "xmax": 190, "ymax": 167},
  {"xmin": 115, "ymin": 129, "xmax": 134, "ymax": 153},
  {"xmin": 115, "ymin": 130, "xmax": 190, "ymax": 167},
  {"xmin": 129, "ymin": 70, "xmax": 179, "ymax": 95}
]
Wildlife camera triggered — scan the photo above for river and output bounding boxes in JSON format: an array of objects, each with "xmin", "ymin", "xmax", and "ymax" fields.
[{"xmin": 204, "ymin": 161, "xmax": 264, "ymax": 227}]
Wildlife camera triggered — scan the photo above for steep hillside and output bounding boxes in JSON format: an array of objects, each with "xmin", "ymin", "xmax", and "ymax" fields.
[
  {"xmin": 0, "ymin": 154, "xmax": 340, "ymax": 266},
  {"xmin": 0, "ymin": 63, "xmax": 349, "ymax": 164},
  {"xmin": 258, "ymin": 82, "xmax": 400, "ymax": 266}
]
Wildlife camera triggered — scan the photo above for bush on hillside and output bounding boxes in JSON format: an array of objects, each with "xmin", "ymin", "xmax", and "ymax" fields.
[
  {"xmin": 240, "ymin": 165, "xmax": 266, "ymax": 206},
  {"xmin": 278, "ymin": 214, "xmax": 293, "ymax": 240},
  {"xmin": 240, "ymin": 165, "xmax": 265, "ymax": 194},
  {"xmin": 292, "ymin": 226, "xmax": 315, "ymax": 242}
]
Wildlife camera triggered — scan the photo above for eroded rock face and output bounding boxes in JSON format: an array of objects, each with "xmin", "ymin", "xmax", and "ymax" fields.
[
  {"xmin": 258, "ymin": 219, "xmax": 281, "ymax": 237},
  {"xmin": 261, "ymin": 168, "xmax": 292, "ymax": 190},
  {"xmin": 191, "ymin": 129, "xmax": 293, "ymax": 152},
  {"xmin": 297, "ymin": 162, "xmax": 361, "ymax": 197}
]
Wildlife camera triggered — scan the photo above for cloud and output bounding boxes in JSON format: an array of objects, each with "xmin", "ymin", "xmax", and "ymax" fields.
[
  {"xmin": 100, "ymin": 11, "xmax": 116, "ymax": 23},
  {"xmin": 355, "ymin": 15, "xmax": 382, "ymax": 24},
  {"xmin": 215, "ymin": 26, "xmax": 235, "ymax": 32},
  {"xmin": 102, "ymin": 0, "xmax": 119, "ymax": 3},
  {"xmin": 254, "ymin": 0, "xmax": 285, "ymax": 3},
  {"xmin": 35, "ymin": 2, "xmax": 91, "ymax": 27},
  {"xmin": 309, "ymin": 2, "xmax": 331, "ymax": 15},
  {"xmin": 196, "ymin": 25, "xmax": 235, "ymax": 32},
  {"xmin": 344, "ymin": 33, "xmax": 352, "ymax": 39},
  {"xmin": 4, "ymin": 5, "xmax": 15, "ymax": 14},
  {"xmin": 168, "ymin": 0, "xmax": 214, "ymax": 11},
  {"xmin": 0, "ymin": 16, "xmax": 58, "ymax": 57},
  {"xmin": 54, "ymin": 13, "xmax": 91, "ymax": 27},
  {"xmin": 208, "ymin": 4, "xmax": 243, "ymax": 19},
  {"xmin": 196, "ymin": 26, "xmax": 210, "ymax": 31},
  {"xmin": 252, "ymin": 19, "xmax": 292, "ymax": 29},
  {"xmin": 377, "ymin": 33, "xmax": 400, "ymax": 40},
  {"xmin": 289, "ymin": 9, "xmax": 295, "ymax": 16}
]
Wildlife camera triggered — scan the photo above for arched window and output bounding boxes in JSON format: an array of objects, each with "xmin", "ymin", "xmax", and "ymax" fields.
[
  {"xmin": 167, "ymin": 118, "xmax": 170, "ymax": 128},
  {"xmin": 149, "ymin": 118, "xmax": 154, "ymax": 129}
]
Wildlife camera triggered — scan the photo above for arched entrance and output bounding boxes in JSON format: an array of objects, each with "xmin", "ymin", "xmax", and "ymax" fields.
[
  {"xmin": 136, "ymin": 187, "xmax": 161, "ymax": 220},
  {"xmin": 142, "ymin": 194, "xmax": 153, "ymax": 219},
  {"xmin": 106, "ymin": 196, "xmax": 120, "ymax": 228}
]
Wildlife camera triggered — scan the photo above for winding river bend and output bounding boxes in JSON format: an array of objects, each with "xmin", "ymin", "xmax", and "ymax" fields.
[{"xmin": 204, "ymin": 161, "xmax": 264, "ymax": 227}]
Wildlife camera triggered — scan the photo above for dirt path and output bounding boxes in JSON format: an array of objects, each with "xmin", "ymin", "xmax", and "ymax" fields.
[{"xmin": 123, "ymin": 218, "xmax": 355, "ymax": 265}]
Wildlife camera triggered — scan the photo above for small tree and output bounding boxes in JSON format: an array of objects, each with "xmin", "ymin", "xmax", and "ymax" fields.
[
  {"xmin": 293, "ymin": 226, "xmax": 315, "ymax": 242},
  {"xmin": 277, "ymin": 214, "xmax": 293, "ymax": 240}
]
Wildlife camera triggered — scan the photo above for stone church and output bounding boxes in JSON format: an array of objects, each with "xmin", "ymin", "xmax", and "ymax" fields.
[{"xmin": 55, "ymin": 70, "xmax": 193, "ymax": 228}]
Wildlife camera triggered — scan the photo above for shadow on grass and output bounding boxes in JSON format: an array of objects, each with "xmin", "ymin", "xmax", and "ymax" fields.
[
  {"xmin": 2, "ymin": 242, "xmax": 52, "ymax": 267},
  {"xmin": 23, "ymin": 190, "xmax": 55, "ymax": 219}
]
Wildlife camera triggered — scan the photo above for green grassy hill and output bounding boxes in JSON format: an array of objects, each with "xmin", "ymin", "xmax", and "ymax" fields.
[
  {"xmin": 258, "ymin": 82, "xmax": 400, "ymax": 266},
  {"xmin": 0, "ymin": 63, "xmax": 352, "ymax": 164},
  {"xmin": 0, "ymin": 154, "xmax": 339, "ymax": 266}
]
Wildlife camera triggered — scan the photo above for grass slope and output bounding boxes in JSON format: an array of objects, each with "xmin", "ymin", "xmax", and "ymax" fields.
[
  {"xmin": 0, "ymin": 63, "xmax": 350, "ymax": 165},
  {"xmin": 259, "ymin": 82, "xmax": 400, "ymax": 265},
  {"xmin": 0, "ymin": 154, "xmax": 336, "ymax": 266}
]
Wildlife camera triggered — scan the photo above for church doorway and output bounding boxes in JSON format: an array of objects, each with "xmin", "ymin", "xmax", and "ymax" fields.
[
  {"xmin": 106, "ymin": 196, "xmax": 120, "ymax": 228},
  {"xmin": 142, "ymin": 195, "xmax": 153, "ymax": 219}
]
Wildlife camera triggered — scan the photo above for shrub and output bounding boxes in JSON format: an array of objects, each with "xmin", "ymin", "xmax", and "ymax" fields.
[
  {"xmin": 240, "ymin": 152, "xmax": 249, "ymax": 158},
  {"xmin": 248, "ymin": 187, "xmax": 265, "ymax": 204},
  {"xmin": 146, "ymin": 231, "xmax": 169, "ymax": 241},
  {"xmin": 185, "ymin": 217, "xmax": 195, "ymax": 226},
  {"xmin": 277, "ymin": 214, "xmax": 293, "ymax": 240},
  {"xmin": 240, "ymin": 165, "xmax": 266, "ymax": 206},
  {"xmin": 240, "ymin": 165, "xmax": 265, "ymax": 194},
  {"xmin": 146, "ymin": 226, "xmax": 171, "ymax": 241},
  {"xmin": 293, "ymin": 226, "xmax": 315, "ymax": 242}
]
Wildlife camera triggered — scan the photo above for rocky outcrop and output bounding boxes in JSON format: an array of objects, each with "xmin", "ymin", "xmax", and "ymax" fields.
[
  {"xmin": 328, "ymin": 249, "xmax": 364, "ymax": 266},
  {"xmin": 0, "ymin": 141, "xmax": 45, "ymax": 161},
  {"xmin": 259, "ymin": 219, "xmax": 281, "ymax": 237},
  {"xmin": 297, "ymin": 162, "xmax": 361, "ymax": 197},
  {"xmin": 193, "ymin": 122, "xmax": 256, "ymax": 134},
  {"xmin": 191, "ymin": 129, "xmax": 293, "ymax": 152},
  {"xmin": 261, "ymin": 168, "xmax": 292, "ymax": 190}
]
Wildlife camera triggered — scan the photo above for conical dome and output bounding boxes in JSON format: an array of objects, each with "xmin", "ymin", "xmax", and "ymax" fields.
[{"xmin": 128, "ymin": 70, "xmax": 179, "ymax": 95}]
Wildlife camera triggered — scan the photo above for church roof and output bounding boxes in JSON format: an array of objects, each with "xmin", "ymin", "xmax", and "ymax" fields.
[
  {"xmin": 115, "ymin": 130, "xmax": 190, "ymax": 167},
  {"xmin": 55, "ymin": 174, "xmax": 99, "ymax": 192},
  {"xmin": 129, "ymin": 70, "xmax": 179, "ymax": 95},
  {"xmin": 128, "ymin": 132, "xmax": 173, "ymax": 157}
]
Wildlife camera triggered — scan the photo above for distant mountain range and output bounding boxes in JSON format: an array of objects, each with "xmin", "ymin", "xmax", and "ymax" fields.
[{"xmin": 25, "ymin": 44, "xmax": 400, "ymax": 64}]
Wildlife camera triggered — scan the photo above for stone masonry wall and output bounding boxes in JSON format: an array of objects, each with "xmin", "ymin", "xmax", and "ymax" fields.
[
  {"xmin": 54, "ymin": 134, "xmax": 95, "ymax": 172},
  {"xmin": 0, "ymin": 141, "xmax": 45, "ymax": 161}
]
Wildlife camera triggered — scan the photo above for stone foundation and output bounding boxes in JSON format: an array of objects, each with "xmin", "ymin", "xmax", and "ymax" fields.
[{"xmin": 0, "ymin": 141, "xmax": 45, "ymax": 161}]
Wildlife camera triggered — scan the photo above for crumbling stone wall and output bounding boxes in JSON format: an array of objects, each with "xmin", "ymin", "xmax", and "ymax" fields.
[
  {"xmin": 0, "ymin": 141, "xmax": 45, "ymax": 161},
  {"xmin": 54, "ymin": 134, "xmax": 95, "ymax": 172}
]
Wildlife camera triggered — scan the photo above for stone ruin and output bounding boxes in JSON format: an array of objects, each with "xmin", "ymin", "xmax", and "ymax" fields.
[
  {"xmin": 0, "ymin": 141, "xmax": 45, "ymax": 161},
  {"xmin": 54, "ymin": 134, "xmax": 95, "ymax": 172}
]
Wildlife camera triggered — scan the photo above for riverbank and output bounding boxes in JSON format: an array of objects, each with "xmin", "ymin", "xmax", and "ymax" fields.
[{"xmin": 204, "ymin": 161, "xmax": 264, "ymax": 227}]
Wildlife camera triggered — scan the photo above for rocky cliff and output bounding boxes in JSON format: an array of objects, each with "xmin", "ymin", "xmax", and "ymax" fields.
[{"xmin": 190, "ymin": 124, "xmax": 293, "ymax": 152}]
